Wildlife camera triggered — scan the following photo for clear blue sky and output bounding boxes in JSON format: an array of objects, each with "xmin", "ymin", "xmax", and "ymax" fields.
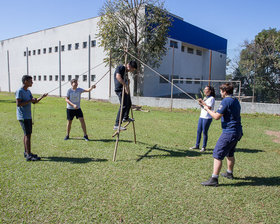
[{"xmin": 1, "ymin": 0, "xmax": 279, "ymax": 61}]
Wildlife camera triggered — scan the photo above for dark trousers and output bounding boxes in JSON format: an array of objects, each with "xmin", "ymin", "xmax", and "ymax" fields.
[
  {"xmin": 196, "ymin": 118, "xmax": 212, "ymax": 148},
  {"xmin": 115, "ymin": 91, "xmax": 132, "ymax": 126}
]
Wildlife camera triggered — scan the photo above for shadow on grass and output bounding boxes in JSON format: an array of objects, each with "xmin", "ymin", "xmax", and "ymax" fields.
[
  {"xmin": 235, "ymin": 148, "xmax": 264, "ymax": 153},
  {"xmin": 41, "ymin": 156, "xmax": 107, "ymax": 164},
  {"xmin": 136, "ymin": 144, "xmax": 201, "ymax": 162},
  {"xmin": 0, "ymin": 99, "xmax": 16, "ymax": 103},
  {"xmin": 67, "ymin": 137, "xmax": 133, "ymax": 143},
  {"xmin": 221, "ymin": 176, "xmax": 280, "ymax": 187}
]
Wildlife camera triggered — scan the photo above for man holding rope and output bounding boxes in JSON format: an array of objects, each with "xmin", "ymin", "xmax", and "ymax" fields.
[
  {"xmin": 16, "ymin": 75, "xmax": 48, "ymax": 161},
  {"xmin": 113, "ymin": 61, "xmax": 137, "ymax": 130},
  {"xmin": 200, "ymin": 83, "xmax": 243, "ymax": 187}
]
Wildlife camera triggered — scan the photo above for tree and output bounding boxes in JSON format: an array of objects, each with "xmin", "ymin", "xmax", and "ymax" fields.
[
  {"xmin": 234, "ymin": 28, "xmax": 280, "ymax": 103},
  {"xmin": 97, "ymin": 0, "xmax": 172, "ymax": 95}
]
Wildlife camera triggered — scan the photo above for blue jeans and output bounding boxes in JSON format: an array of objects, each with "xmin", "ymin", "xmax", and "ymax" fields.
[
  {"xmin": 195, "ymin": 118, "xmax": 212, "ymax": 148},
  {"xmin": 115, "ymin": 91, "xmax": 131, "ymax": 126}
]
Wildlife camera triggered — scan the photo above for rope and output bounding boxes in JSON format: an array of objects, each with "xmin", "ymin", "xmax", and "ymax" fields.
[
  {"xmin": 47, "ymin": 60, "xmax": 106, "ymax": 94},
  {"xmin": 123, "ymin": 50, "xmax": 198, "ymax": 102}
]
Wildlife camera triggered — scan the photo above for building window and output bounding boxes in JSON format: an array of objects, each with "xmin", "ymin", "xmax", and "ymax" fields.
[
  {"xmin": 62, "ymin": 75, "xmax": 65, "ymax": 81},
  {"xmin": 196, "ymin": 50, "xmax": 202, "ymax": 56},
  {"xmin": 83, "ymin": 41, "xmax": 87, "ymax": 48},
  {"xmin": 186, "ymin": 78, "xmax": 192, "ymax": 84},
  {"xmin": 160, "ymin": 74, "xmax": 169, "ymax": 83},
  {"xmin": 75, "ymin": 75, "xmax": 79, "ymax": 80},
  {"xmin": 68, "ymin": 44, "xmax": 72, "ymax": 51},
  {"xmin": 91, "ymin": 40, "xmax": 96, "ymax": 47},
  {"xmin": 49, "ymin": 47, "xmax": 52, "ymax": 53},
  {"xmin": 194, "ymin": 78, "xmax": 200, "ymax": 84},
  {"xmin": 33, "ymin": 50, "xmax": 36, "ymax": 55},
  {"xmin": 170, "ymin": 40, "xmax": 178, "ymax": 48},
  {"xmin": 55, "ymin": 75, "xmax": 59, "ymax": 81},
  {"xmin": 38, "ymin": 49, "xmax": 41, "ymax": 55},
  {"xmin": 44, "ymin": 75, "xmax": 47, "ymax": 81},
  {"xmin": 181, "ymin": 46, "xmax": 185, "ymax": 52},
  {"xmin": 68, "ymin": 75, "xmax": 72, "ymax": 81},
  {"xmin": 75, "ymin": 43, "xmax": 79, "ymax": 50},
  {"xmin": 91, "ymin": 75, "xmax": 96, "ymax": 82},
  {"xmin": 49, "ymin": 75, "xmax": 53, "ymax": 81},
  {"xmin": 180, "ymin": 78, "xmax": 184, "ymax": 84},
  {"xmin": 187, "ymin": 47, "xmax": 194, "ymax": 54},
  {"xmin": 24, "ymin": 51, "xmax": 27, "ymax": 56},
  {"xmin": 55, "ymin": 46, "xmax": 58, "ymax": 52},
  {"xmin": 61, "ymin": 45, "xmax": 65, "ymax": 51},
  {"xmin": 28, "ymin": 51, "xmax": 31, "ymax": 56},
  {"xmin": 83, "ymin": 75, "xmax": 87, "ymax": 81},
  {"xmin": 38, "ymin": 75, "xmax": 41, "ymax": 81},
  {"xmin": 43, "ymin": 48, "xmax": 46, "ymax": 54},
  {"xmin": 173, "ymin": 75, "xmax": 179, "ymax": 83},
  {"xmin": 33, "ymin": 76, "xmax": 36, "ymax": 81}
]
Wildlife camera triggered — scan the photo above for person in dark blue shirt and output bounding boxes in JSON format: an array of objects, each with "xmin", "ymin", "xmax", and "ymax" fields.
[
  {"xmin": 15, "ymin": 75, "xmax": 48, "ymax": 161},
  {"xmin": 201, "ymin": 83, "xmax": 243, "ymax": 186},
  {"xmin": 113, "ymin": 61, "xmax": 137, "ymax": 130}
]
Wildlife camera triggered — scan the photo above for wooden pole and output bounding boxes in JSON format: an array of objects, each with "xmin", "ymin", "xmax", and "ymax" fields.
[
  {"xmin": 59, "ymin": 41, "xmax": 62, "ymax": 97},
  {"xmin": 7, "ymin": 50, "xmax": 11, "ymax": 92},
  {"xmin": 208, "ymin": 50, "xmax": 212, "ymax": 86},
  {"xmin": 88, "ymin": 35, "xmax": 91, "ymax": 100}
]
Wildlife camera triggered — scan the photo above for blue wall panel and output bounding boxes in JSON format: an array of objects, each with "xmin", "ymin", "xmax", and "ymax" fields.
[{"xmin": 169, "ymin": 16, "xmax": 227, "ymax": 54}]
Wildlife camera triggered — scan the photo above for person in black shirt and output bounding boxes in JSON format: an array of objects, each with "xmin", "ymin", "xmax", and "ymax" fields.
[{"xmin": 113, "ymin": 61, "xmax": 137, "ymax": 130}]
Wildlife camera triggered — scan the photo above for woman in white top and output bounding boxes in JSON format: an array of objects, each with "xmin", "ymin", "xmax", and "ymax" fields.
[{"xmin": 190, "ymin": 86, "xmax": 215, "ymax": 152}]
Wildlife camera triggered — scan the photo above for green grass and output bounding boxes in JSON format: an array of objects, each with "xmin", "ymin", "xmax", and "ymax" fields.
[{"xmin": 0, "ymin": 92, "xmax": 280, "ymax": 223}]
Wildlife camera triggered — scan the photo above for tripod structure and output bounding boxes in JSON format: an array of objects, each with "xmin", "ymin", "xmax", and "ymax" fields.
[{"xmin": 112, "ymin": 50, "xmax": 136, "ymax": 162}]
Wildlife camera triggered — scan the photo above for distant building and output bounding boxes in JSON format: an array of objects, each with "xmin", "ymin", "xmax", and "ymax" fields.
[{"xmin": 0, "ymin": 12, "xmax": 227, "ymax": 99}]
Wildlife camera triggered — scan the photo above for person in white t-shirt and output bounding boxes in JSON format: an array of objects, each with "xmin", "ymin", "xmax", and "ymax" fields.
[
  {"xmin": 64, "ymin": 79, "xmax": 96, "ymax": 141},
  {"xmin": 190, "ymin": 86, "xmax": 215, "ymax": 152}
]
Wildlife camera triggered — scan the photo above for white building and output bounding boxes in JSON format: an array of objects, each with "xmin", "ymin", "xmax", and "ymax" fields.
[{"xmin": 0, "ymin": 13, "xmax": 227, "ymax": 100}]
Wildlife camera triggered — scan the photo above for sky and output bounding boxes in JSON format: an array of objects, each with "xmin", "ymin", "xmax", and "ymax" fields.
[{"xmin": 0, "ymin": 0, "xmax": 279, "ymax": 62}]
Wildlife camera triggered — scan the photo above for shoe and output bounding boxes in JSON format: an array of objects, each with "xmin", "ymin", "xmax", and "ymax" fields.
[
  {"xmin": 26, "ymin": 154, "xmax": 40, "ymax": 161},
  {"xmin": 24, "ymin": 152, "xmax": 40, "ymax": 160},
  {"xmin": 113, "ymin": 126, "xmax": 127, "ymax": 131},
  {"xmin": 221, "ymin": 172, "xmax": 234, "ymax": 179},
  {"xmin": 84, "ymin": 135, "xmax": 89, "ymax": 141},
  {"xmin": 200, "ymin": 147, "xmax": 206, "ymax": 152},
  {"xmin": 201, "ymin": 177, "xmax": 218, "ymax": 187},
  {"xmin": 189, "ymin": 146, "xmax": 199, "ymax": 150},
  {"xmin": 122, "ymin": 117, "xmax": 135, "ymax": 122},
  {"xmin": 64, "ymin": 135, "xmax": 69, "ymax": 140}
]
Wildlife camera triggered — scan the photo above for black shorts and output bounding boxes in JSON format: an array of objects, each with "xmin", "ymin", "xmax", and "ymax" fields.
[
  {"xmin": 19, "ymin": 119, "xmax": 33, "ymax": 135},
  {"xmin": 67, "ymin": 108, "xmax": 84, "ymax": 120}
]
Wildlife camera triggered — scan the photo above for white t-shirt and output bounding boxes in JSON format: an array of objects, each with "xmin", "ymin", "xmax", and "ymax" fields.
[
  {"xmin": 200, "ymin": 96, "xmax": 215, "ymax": 119},
  {"xmin": 66, "ymin": 88, "xmax": 84, "ymax": 109}
]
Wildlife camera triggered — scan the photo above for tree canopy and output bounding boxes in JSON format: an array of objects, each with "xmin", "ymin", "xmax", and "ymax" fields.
[
  {"xmin": 233, "ymin": 28, "xmax": 280, "ymax": 103},
  {"xmin": 97, "ymin": 0, "xmax": 172, "ymax": 95}
]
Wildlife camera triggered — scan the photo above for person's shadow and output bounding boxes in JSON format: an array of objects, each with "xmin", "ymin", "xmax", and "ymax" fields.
[
  {"xmin": 220, "ymin": 176, "xmax": 280, "ymax": 187},
  {"xmin": 41, "ymin": 156, "xmax": 107, "ymax": 164}
]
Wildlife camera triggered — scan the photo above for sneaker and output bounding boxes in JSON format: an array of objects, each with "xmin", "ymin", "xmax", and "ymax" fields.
[
  {"xmin": 26, "ymin": 154, "xmax": 40, "ymax": 161},
  {"xmin": 201, "ymin": 177, "xmax": 219, "ymax": 187},
  {"xmin": 64, "ymin": 135, "xmax": 69, "ymax": 140},
  {"xmin": 221, "ymin": 172, "xmax": 234, "ymax": 180},
  {"xmin": 122, "ymin": 117, "xmax": 135, "ymax": 122},
  {"xmin": 113, "ymin": 126, "xmax": 127, "ymax": 131},
  {"xmin": 189, "ymin": 146, "xmax": 199, "ymax": 150},
  {"xmin": 24, "ymin": 152, "xmax": 40, "ymax": 160},
  {"xmin": 200, "ymin": 147, "xmax": 206, "ymax": 152},
  {"xmin": 84, "ymin": 135, "xmax": 89, "ymax": 141}
]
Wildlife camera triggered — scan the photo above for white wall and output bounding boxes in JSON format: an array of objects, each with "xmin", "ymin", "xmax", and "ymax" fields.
[
  {"xmin": 142, "ymin": 39, "xmax": 226, "ymax": 97},
  {"xmin": 0, "ymin": 17, "xmax": 111, "ymax": 100}
]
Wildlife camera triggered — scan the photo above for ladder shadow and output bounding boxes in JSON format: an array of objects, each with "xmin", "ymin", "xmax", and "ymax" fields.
[{"xmin": 136, "ymin": 144, "xmax": 201, "ymax": 162}]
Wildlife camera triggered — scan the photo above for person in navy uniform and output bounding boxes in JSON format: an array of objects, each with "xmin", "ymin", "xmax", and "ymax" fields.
[{"xmin": 200, "ymin": 83, "xmax": 243, "ymax": 186}]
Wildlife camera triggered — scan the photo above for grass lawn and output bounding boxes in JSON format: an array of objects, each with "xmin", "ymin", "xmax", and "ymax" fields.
[{"xmin": 0, "ymin": 92, "xmax": 280, "ymax": 223}]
